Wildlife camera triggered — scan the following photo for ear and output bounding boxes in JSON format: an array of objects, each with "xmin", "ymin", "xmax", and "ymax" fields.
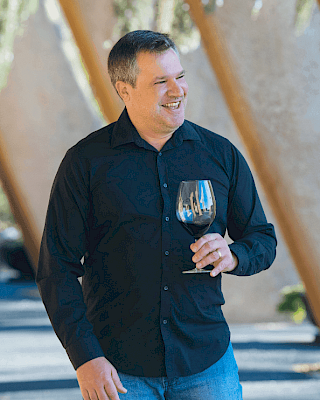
[{"xmin": 116, "ymin": 81, "xmax": 131, "ymax": 102}]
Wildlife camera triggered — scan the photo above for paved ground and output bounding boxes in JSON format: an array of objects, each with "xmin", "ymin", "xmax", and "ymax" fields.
[{"xmin": 1, "ymin": 269, "xmax": 320, "ymax": 400}]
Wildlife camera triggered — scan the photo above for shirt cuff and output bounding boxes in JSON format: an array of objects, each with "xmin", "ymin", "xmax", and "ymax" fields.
[
  {"xmin": 65, "ymin": 331, "xmax": 105, "ymax": 370},
  {"xmin": 227, "ymin": 242, "xmax": 249, "ymax": 276}
]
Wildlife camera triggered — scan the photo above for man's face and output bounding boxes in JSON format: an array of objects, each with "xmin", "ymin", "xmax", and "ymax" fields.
[{"xmin": 123, "ymin": 49, "xmax": 188, "ymax": 137}]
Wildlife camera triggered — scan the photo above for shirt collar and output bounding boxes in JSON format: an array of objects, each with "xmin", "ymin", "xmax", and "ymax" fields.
[
  {"xmin": 111, "ymin": 108, "xmax": 141, "ymax": 148},
  {"xmin": 111, "ymin": 108, "xmax": 201, "ymax": 150}
]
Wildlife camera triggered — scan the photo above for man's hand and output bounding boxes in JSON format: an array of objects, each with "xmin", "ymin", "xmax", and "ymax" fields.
[
  {"xmin": 190, "ymin": 233, "xmax": 238, "ymax": 277},
  {"xmin": 76, "ymin": 357, "xmax": 127, "ymax": 400}
]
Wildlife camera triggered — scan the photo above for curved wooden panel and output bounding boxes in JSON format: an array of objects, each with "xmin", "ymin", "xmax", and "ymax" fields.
[{"xmin": 58, "ymin": 0, "xmax": 122, "ymax": 123}]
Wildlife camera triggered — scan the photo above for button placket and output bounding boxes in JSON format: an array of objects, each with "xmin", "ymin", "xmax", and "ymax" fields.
[{"xmin": 157, "ymin": 150, "xmax": 172, "ymax": 343}]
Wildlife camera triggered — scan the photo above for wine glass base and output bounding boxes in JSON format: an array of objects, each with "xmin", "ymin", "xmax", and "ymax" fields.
[{"xmin": 182, "ymin": 268, "xmax": 211, "ymax": 274}]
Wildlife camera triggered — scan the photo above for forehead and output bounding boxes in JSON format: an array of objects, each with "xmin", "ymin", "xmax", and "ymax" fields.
[{"xmin": 135, "ymin": 49, "xmax": 183, "ymax": 81}]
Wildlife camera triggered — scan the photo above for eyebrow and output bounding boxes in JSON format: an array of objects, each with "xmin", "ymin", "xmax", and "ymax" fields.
[{"xmin": 153, "ymin": 70, "xmax": 186, "ymax": 81}]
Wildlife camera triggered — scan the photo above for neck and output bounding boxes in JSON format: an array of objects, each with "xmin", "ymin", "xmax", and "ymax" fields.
[{"xmin": 127, "ymin": 110, "xmax": 175, "ymax": 151}]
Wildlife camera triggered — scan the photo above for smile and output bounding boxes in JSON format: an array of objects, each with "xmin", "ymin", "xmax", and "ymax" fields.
[{"xmin": 162, "ymin": 101, "xmax": 181, "ymax": 109}]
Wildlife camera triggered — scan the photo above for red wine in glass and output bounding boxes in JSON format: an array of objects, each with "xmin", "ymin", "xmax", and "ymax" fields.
[{"xmin": 176, "ymin": 180, "xmax": 216, "ymax": 273}]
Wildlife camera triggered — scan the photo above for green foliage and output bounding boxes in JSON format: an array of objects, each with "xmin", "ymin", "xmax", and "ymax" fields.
[
  {"xmin": 295, "ymin": 0, "xmax": 316, "ymax": 36},
  {"xmin": 277, "ymin": 283, "xmax": 307, "ymax": 324},
  {"xmin": 201, "ymin": 0, "xmax": 216, "ymax": 14},
  {"xmin": 0, "ymin": 183, "xmax": 15, "ymax": 231},
  {"xmin": 113, "ymin": 0, "xmax": 155, "ymax": 39},
  {"xmin": 0, "ymin": 0, "xmax": 39, "ymax": 92},
  {"xmin": 112, "ymin": 0, "xmax": 214, "ymax": 54},
  {"xmin": 171, "ymin": 0, "xmax": 201, "ymax": 54}
]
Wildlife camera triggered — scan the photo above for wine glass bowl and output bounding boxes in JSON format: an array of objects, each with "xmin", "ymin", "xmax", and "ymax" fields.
[{"xmin": 176, "ymin": 180, "xmax": 216, "ymax": 274}]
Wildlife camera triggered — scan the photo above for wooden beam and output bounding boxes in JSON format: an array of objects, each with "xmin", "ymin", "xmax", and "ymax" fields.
[
  {"xmin": 0, "ymin": 133, "xmax": 40, "ymax": 268},
  {"xmin": 185, "ymin": 0, "xmax": 320, "ymax": 326},
  {"xmin": 58, "ymin": 0, "xmax": 122, "ymax": 123}
]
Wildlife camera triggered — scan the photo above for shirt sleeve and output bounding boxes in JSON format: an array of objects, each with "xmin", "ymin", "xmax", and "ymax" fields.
[
  {"xmin": 36, "ymin": 149, "xmax": 105, "ymax": 370},
  {"xmin": 226, "ymin": 144, "xmax": 277, "ymax": 276}
]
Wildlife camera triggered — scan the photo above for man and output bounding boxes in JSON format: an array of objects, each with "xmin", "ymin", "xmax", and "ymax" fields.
[{"xmin": 37, "ymin": 30, "xmax": 277, "ymax": 400}]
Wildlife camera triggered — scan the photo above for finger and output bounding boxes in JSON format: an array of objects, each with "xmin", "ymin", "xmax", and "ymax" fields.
[
  {"xmin": 190, "ymin": 233, "xmax": 222, "ymax": 252},
  {"xmin": 111, "ymin": 369, "xmax": 127, "ymax": 394},
  {"xmin": 103, "ymin": 380, "xmax": 121, "ymax": 400},
  {"xmin": 210, "ymin": 262, "xmax": 227, "ymax": 277},
  {"xmin": 195, "ymin": 250, "xmax": 221, "ymax": 269},
  {"xmin": 210, "ymin": 253, "xmax": 236, "ymax": 277},
  {"xmin": 80, "ymin": 388, "xmax": 91, "ymax": 400},
  {"xmin": 96, "ymin": 385, "xmax": 115, "ymax": 400},
  {"xmin": 87, "ymin": 389, "xmax": 99, "ymax": 400},
  {"xmin": 192, "ymin": 240, "xmax": 222, "ymax": 264},
  {"xmin": 215, "ymin": 252, "xmax": 238, "ymax": 274},
  {"xmin": 190, "ymin": 234, "xmax": 221, "ymax": 253}
]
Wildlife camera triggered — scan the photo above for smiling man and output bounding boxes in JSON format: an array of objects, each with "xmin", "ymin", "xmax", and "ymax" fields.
[
  {"xmin": 36, "ymin": 31, "xmax": 276, "ymax": 400},
  {"xmin": 115, "ymin": 48, "xmax": 188, "ymax": 150}
]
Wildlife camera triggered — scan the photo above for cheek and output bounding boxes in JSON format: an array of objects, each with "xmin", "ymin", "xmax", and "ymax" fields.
[
  {"xmin": 134, "ymin": 93, "xmax": 151, "ymax": 111},
  {"xmin": 138, "ymin": 100, "xmax": 159, "ymax": 118},
  {"xmin": 143, "ymin": 90, "xmax": 159, "ymax": 105}
]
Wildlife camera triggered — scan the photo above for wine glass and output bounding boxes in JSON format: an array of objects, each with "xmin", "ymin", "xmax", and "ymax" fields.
[{"xmin": 176, "ymin": 180, "xmax": 216, "ymax": 274}]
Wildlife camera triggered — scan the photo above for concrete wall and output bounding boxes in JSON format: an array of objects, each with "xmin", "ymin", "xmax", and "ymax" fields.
[
  {"xmin": 181, "ymin": 44, "xmax": 300, "ymax": 323},
  {"xmin": 213, "ymin": 1, "xmax": 320, "ymax": 322},
  {"xmin": 0, "ymin": 0, "xmax": 103, "ymax": 237}
]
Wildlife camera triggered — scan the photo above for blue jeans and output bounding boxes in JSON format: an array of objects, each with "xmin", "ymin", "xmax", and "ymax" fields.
[{"xmin": 118, "ymin": 342, "xmax": 242, "ymax": 399}]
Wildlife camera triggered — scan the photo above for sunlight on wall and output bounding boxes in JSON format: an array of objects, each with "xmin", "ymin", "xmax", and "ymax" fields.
[
  {"xmin": 0, "ymin": 0, "xmax": 38, "ymax": 91},
  {"xmin": 43, "ymin": 0, "xmax": 105, "ymax": 123}
]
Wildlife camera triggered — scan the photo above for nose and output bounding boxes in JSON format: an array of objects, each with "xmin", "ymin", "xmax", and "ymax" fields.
[{"xmin": 167, "ymin": 79, "xmax": 187, "ymax": 98}]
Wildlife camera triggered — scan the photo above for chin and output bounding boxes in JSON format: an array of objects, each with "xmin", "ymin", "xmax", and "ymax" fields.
[
  {"xmin": 166, "ymin": 113, "xmax": 185, "ymax": 129},
  {"xmin": 170, "ymin": 118, "xmax": 185, "ymax": 130}
]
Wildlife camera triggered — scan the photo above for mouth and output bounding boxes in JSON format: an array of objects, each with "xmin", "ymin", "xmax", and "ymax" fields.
[{"xmin": 162, "ymin": 101, "xmax": 181, "ymax": 110}]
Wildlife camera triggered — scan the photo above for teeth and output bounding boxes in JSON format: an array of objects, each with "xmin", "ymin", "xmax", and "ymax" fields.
[{"xmin": 163, "ymin": 102, "xmax": 180, "ymax": 108}]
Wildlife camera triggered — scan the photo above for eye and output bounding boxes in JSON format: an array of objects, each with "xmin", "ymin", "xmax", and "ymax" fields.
[
  {"xmin": 155, "ymin": 80, "xmax": 166, "ymax": 85},
  {"xmin": 177, "ymin": 74, "xmax": 185, "ymax": 79}
]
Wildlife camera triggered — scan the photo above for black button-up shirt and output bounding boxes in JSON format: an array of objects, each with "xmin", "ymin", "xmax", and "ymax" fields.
[{"xmin": 36, "ymin": 108, "xmax": 276, "ymax": 378}]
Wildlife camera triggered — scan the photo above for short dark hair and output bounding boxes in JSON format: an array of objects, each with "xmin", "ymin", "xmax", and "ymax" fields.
[{"xmin": 108, "ymin": 30, "xmax": 179, "ymax": 90}]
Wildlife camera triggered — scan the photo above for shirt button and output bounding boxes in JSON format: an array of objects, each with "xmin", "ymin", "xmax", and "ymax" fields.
[
  {"xmin": 165, "ymin": 216, "xmax": 170, "ymax": 222},
  {"xmin": 164, "ymin": 286, "xmax": 169, "ymax": 291},
  {"xmin": 163, "ymin": 319, "xmax": 168, "ymax": 325},
  {"xmin": 165, "ymin": 251, "xmax": 169, "ymax": 256},
  {"xmin": 163, "ymin": 183, "xmax": 168, "ymax": 188},
  {"xmin": 159, "ymin": 152, "xmax": 162, "ymax": 156}
]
